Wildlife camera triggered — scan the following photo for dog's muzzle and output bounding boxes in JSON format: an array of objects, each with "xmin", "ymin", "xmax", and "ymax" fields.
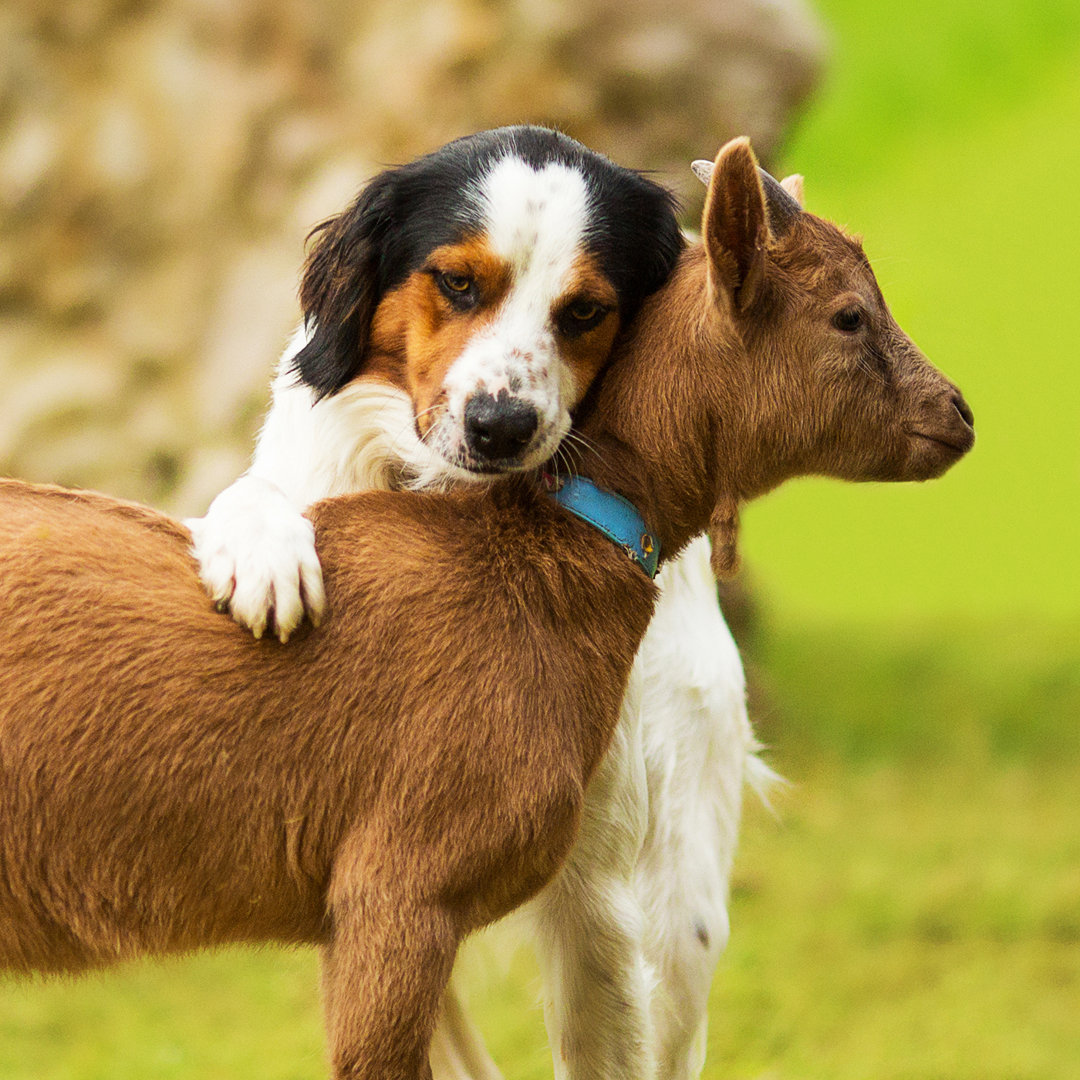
[{"xmin": 463, "ymin": 390, "xmax": 540, "ymax": 464}]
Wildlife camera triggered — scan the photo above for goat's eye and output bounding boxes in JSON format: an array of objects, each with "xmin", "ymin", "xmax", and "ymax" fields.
[
  {"xmin": 558, "ymin": 299, "xmax": 609, "ymax": 337},
  {"xmin": 833, "ymin": 308, "xmax": 864, "ymax": 333}
]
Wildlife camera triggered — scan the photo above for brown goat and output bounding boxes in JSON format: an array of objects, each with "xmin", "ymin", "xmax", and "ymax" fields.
[{"xmin": 0, "ymin": 139, "xmax": 972, "ymax": 1079}]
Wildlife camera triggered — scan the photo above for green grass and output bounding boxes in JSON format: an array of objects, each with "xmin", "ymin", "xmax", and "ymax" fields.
[
  {"xmin": 705, "ymin": 618, "xmax": 1080, "ymax": 1079},
  {"xmin": 712, "ymin": 762, "xmax": 1080, "ymax": 1080}
]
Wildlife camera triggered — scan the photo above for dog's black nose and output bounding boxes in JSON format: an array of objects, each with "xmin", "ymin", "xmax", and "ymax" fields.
[{"xmin": 464, "ymin": 391, "xmax": 539, "ymax": 461}]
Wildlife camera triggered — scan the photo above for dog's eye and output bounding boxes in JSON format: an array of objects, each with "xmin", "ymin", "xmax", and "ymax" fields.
[
  {"xmin": 435, "ymin": 271, "xmax": 477, "ymax": 309},
  {"xmin": 832, "ymin": 308, "xmax": 864, "ymax": 333},
  {"xmin": 568, "ymin": 300, "xmax": 600, "ymax": 322},
  {"xmin": 558, "ymin": 300, "xmax": 609, "ymax": 337},
  {"xmin": 440, "ymin": 272, "xmax": 471, "ymax": 293}
]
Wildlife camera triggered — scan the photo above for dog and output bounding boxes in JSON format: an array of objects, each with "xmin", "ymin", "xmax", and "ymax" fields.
[
  {"xmin": 189, "ymin": 125, "xmax": 681, "ymax": 642},
  {"xmin": 0, "ymin": 138, "xmax": 974, "ymax": 1080},
  {"xmin": 189, "ymin": 125, "xmax": 743, "ymax": 1080}
]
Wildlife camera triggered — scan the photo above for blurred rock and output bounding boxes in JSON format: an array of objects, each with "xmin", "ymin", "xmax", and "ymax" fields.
[{"xmin": 0, "ymin": 0, "xmax": 825, "ymax": 515}]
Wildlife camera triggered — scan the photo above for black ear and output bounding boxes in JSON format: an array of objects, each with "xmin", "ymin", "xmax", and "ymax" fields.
[{"xmin": 292, "ymin": 170, "xmax": 397, "ymax": 400}]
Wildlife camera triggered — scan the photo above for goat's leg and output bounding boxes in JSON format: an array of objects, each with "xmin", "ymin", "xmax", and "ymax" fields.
[
  {"xmin": 530, "ymin": 682, "xmax": 656, "ymax": 1080},
  {"xmin": 429, "ymin": 976, "xmax": 504, "ymax": 1080},
  {"xmin": 322, "ymin": 887, "xmax": 459, "ymax": 1080}
]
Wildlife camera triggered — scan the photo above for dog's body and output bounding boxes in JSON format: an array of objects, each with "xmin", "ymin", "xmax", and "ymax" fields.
[
  {"xmin": 191, "ymin": 128, "xmax": 732, "ymax": 1079},
  {"xmin": 1, "ymin": 140, "xmax": 974, "ymax": 1080}
]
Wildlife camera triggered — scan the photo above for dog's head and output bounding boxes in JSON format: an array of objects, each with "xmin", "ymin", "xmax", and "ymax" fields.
[{"xmin": 293, "ymin": 126, "xmax": 682, "ymax": 481}]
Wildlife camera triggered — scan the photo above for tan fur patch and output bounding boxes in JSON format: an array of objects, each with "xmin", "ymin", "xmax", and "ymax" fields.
[
  {"xmin": 367, "ymin": 239, "xmax": 514, "ymax": 434},
  {"xmin": 553, "ymin": 253, "xmax": 621, "ymax": 401},
  {"xmin": 364, "ymin": 243, "xmax": 623, "ymax": 433}
]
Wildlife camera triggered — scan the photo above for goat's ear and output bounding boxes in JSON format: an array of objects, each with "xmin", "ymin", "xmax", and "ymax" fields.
[
  {"xmin": 780, "ymin": 173, "xmax": 805, "ymax": 206},
  {"xmin": 701, "ymin": 137, "xmax": 768, "ymax": 315},
  {"xmin": 292, "ymin": 171, "xmax": 396, "ymax": 400},
  {"xmin": 708, "ymin": 498, "xmax": 741, "ymax": 580}
]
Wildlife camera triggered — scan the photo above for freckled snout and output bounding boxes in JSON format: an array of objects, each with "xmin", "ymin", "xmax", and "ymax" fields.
[{"xmin": 464, "ymin": 390, "xmax": 540, "ymax": 464}]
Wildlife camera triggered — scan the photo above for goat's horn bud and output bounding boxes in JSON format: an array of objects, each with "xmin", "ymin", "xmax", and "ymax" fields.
[{"xmin": 691, "ymin": 160, "xmax": 714, "ymax": 186}]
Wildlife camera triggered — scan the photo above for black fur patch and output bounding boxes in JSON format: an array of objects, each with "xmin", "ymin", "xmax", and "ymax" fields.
[{"xmin": 293, "ymin": 126, "xmax": 683, "ymax": 399}]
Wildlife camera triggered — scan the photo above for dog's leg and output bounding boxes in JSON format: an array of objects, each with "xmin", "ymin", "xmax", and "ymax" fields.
[
  {"xmin": 429, "ymin": 978, "xmax": 504, "ymax": 1080},
  {"xmin": 529, "ymin": 669, "xmax": 656, "ymax": 1080},
  {"xmin": 635, "ymin": 538, "xmax": 760, "ymax": 1080}
]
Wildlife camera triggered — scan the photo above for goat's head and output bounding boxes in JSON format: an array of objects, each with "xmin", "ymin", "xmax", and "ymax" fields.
[{"xmin": 578, "ymin": 137, "xmax": 975, "ymax": 577}]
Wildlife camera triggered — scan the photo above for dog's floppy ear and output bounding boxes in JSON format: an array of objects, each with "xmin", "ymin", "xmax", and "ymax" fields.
[
  {"xmin": 701, "ymin": 137, "xmax": 769, "ymax": 316},
  {"xmin": 292, "ymin": 170, "xmax": 397, "ymax": 400}
]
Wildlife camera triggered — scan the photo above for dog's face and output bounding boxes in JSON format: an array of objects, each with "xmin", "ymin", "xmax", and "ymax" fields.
[{"xmin": 293, "ymin": 127, "xmax": 682, "ymax": 481}]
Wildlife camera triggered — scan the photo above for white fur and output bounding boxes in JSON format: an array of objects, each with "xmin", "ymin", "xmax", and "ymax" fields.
[
  {"xmin": 186, "ymin": 328, "xmax": 482, "ymax": 638},
  {"xmin": 516, "ymin": 536, "xmax": 766, "ymax": 1080},
  {"xmin": 425, "ymin": 159, "xmax": 590, "ymax": 473},
  {"xmin": 636, "ymin": 540, "xmax": 770, "ymax": 1079}
]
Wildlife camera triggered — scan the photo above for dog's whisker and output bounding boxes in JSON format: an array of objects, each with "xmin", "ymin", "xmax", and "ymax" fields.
[{"xmin": 561, "ymin": 429, "xmax": 605, "ymax": 472}]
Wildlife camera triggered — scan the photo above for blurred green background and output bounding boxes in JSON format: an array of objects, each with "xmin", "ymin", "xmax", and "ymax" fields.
[
  {"xmin": 2, "ymin": 1, "xmax": 1078, "ymax": 1078},
  {"xmin": 746, "ymin": 0, "xmax": 1080, "ymax": 626}
]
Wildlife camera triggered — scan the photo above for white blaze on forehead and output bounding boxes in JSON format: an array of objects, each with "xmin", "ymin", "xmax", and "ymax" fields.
[
  {"xmin": 476, "ymin": 155, "xmax": 592, "ymax": 283},
  {"xmin": 444, "ymin": 156, "xmax": 592, "ymax": 403}
]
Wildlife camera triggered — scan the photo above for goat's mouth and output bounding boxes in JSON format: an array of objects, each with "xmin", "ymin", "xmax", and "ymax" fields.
[
  {"xmin": 910, "ymin": 430, "xmax": 974, "ymax": 455},
  {"xmin": 904, "ymin": 426, "xmax": 975, "ymax": 480}
]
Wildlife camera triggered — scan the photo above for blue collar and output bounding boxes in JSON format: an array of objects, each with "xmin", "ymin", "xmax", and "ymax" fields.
[{"xmin": 545, "ymin": 474, "xmax": 660, "ymax": 578}]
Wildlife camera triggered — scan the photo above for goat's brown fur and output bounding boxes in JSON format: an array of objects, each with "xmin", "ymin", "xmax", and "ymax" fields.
[{"xmin": 0, "ymin": 138, "xmax": 972, "ymax": 1079}]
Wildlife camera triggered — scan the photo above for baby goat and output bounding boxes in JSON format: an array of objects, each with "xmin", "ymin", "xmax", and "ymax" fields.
[{"xmin": 0, "ymin": 138, "xmax": 972, "ymax": 1080}]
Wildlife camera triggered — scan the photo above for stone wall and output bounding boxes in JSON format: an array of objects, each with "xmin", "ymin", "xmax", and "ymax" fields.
[{"xmin": 0, "ymin": 0, "xmax": 825, "ymax": 513}]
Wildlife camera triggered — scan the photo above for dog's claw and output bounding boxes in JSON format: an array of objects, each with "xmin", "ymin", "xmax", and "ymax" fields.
[{"xmin": 188, "ymin": 476, "xmax": 324, "ymax": 645}]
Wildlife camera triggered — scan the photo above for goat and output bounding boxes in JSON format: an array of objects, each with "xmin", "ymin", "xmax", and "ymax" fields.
[{"xmin": 0, "ymin": 138, "xmax": 972, "ymax": 1079}]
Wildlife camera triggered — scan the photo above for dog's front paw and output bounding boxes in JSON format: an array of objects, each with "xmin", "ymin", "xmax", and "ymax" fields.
[{"xmin": 185, "ymin": 476, "xmax": 326, "ymax": 643}]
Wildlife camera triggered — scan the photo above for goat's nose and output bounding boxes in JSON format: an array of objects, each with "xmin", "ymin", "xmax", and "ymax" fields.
[
  {"xmin": 952, "ymin": 392, "xmax": 975, "ymax": 430},
  {"xmin": 464, "ymin": 391, "xmax": 540, "ymax": 460}
]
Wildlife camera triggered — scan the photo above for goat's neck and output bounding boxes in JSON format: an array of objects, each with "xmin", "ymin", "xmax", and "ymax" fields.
[{"xmin": 572, "ymin": 249, "xmax": 744, "ymax": 565}]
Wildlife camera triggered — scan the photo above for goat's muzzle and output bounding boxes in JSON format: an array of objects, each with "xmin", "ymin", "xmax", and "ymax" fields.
[{"xmin": 903, "ymin": 387, "xmax": 975, "ymax": 479}]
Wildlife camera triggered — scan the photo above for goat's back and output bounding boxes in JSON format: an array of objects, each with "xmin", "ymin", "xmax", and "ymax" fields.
[{"xmin": 0, "ymin": 479, "xmax": 652, "ymax": 974}]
